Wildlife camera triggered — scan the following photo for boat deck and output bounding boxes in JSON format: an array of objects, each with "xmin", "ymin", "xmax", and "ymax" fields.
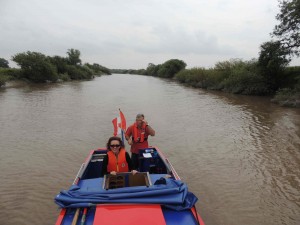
[{"xmin": 55, "ymin": 147, "xmax": 205, "ymax": 225}]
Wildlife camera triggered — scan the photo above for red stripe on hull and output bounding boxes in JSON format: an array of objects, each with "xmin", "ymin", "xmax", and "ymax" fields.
[
  {"xmin": 191, "ymin": 207, "xmax": 205, "ymax": 225},
  {"xmin": 55, "ymin": 208, "xmax": 66, "ymax": 225}
]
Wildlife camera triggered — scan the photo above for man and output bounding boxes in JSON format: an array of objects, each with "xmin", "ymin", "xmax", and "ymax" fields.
[{"xmin": 125, "ymin": 113, "xmax": 155, "ymax": 169}]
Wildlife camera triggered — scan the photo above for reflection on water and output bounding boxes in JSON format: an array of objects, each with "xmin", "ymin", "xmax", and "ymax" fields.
[{"xmin": 0, "ymin": 74, "xmax": 299, "ymax": 225}]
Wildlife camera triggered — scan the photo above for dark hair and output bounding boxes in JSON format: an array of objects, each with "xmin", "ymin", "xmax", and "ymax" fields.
[
  {"xmin": 106, "ymin": 136, "xmax": 125, "ymax": 150},
  {"xmin": 136, "ymin": 113, "xmax": 144, "ymax": 119}
]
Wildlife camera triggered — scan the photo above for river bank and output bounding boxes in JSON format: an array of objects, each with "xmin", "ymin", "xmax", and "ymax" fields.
[
  {"xmin": 178, "ymin": 80, "xmax": 300, "ymax": 108},
  {"xmin": 112, "ymin": 59, "xmax": 300, "ymax": 108},
  {"xmin": 2, "ymin": 80, "xmax": 31, "ymax": 88}
]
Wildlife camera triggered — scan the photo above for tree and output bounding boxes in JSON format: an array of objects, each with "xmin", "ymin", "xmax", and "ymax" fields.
[
  {"xmin": 272, "ymin": 0, "xmax": 300, "ymax": 56},
  {"xmin": 146, "ymin": 63, "xmax": 160, "ymax": 76},
  {"xmin": 48, "ymin": 55, "xmax": 68, "ymax": 74},
  {"xmin": 12, "ymin": 51, "xmax": 58, "ymax": 82},
  {"xmin": 67, "ymin": 49, "xmax": 81, "ymax": 65},
  {"xmin": 0, "ymin": 58, "xmax": 9, "ymax": 68},
  {"xmin": 157, "ymin": 59, "xmax": 186, "ymax": 78},
  {"xmin": 65, "ymin": 64, "xmax": 95, "ymax": 80},
  {"xmin": 85, "ymin": 63, "xmax": 111, "ymax": 75},
  {"xmin": 258, "ymin": 41, "xmax": 291, "ymax": 90}
]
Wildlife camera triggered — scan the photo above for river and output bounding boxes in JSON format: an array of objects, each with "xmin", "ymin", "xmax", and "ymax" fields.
[{"xmin": 0, "ymin": 74, "xmax": 299, "ymax": 225}]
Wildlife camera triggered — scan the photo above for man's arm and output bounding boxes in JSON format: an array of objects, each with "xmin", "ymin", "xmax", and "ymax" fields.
[{"xmin": 146, "ymin": 124, "xmax": 155, "ymax": 136}]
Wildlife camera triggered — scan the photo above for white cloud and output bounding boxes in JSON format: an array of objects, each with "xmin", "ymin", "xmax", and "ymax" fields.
[{"xmin": 1, "ymin": 0, "xmax": 299, "ymax": 69}]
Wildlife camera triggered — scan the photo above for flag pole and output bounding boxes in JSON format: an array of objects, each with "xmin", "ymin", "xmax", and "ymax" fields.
[
  {"xmin": 121, "ymin": 129, "xmax": 125, "ymax": 145},
  {"xmin": 119, "ymin": 108, "xmax": 126, "ymax": 145}
]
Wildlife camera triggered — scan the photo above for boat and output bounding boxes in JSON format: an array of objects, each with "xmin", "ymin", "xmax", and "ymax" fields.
[{"xmin": 54, "ymin": 146, "xmax": 205, "ymax": 225}]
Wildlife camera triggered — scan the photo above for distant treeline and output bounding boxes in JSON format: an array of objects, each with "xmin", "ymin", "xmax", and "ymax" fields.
[
  {"xmin": 111, "ymin": 59, "xmax": 186, "ymax": 79},
  {"xmin": 111, "ymin": 58, "xmax": 300, "ymax": 107},
  {"xmin": 0, "ymin": 49, "xmax": 111, "ymax": 86}
]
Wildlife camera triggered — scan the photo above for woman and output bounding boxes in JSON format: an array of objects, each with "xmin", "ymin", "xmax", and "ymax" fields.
[{"xmin": 101, "ymin": 136, "xmax": 137, "ymax": 176}]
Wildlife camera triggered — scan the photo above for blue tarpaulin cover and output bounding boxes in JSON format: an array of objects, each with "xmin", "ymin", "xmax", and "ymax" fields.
[{"xmin": 55, "ymin": 178, "xmax": 198, "ymax": 211}]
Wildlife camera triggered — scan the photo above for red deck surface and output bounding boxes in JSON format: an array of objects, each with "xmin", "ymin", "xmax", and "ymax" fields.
[{"xmin": 93, "ymin": 204, "xmax": 166, "ymax": 225}]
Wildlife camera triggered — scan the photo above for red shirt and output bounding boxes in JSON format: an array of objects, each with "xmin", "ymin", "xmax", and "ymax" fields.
[{"xmin": 126, "ymin": 124, "xmax": 150, "ymax": 154}]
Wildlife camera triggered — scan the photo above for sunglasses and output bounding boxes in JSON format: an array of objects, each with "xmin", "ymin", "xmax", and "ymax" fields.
[{"xmin": 110, "ymin": 144, "xmax": 120, "ymax": 148}]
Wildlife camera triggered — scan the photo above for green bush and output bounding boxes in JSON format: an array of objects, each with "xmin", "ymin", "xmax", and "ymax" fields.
[
  {"xmin": 0, "ymin": 74, "xmax": 9, "ymax": 86},
  {"xmin": 146, "ymin": 63, "xmax": 160, "ymax": 76},
  {"xmin": 66, "ymin": 65, "xmax": 94, "ymax": 80},
  {"xmin": 200, "ymin": 69, "xmax": 224, "ymax": 90},
  {"xmin": 66, "ymin": 65, "xmax": 81, "ymax": 80},
  {"xmin": 158, "ymin": 59, "xmax": 186, "ymax": 78},
  {"xmin": 58, "ymin": 73, "xmax": 70, "ymax": 81},
  {"xmin": 175, "ymin": 67, "xmax": 209, "ymax": 87},
  {"xmin": 80, "ymin": 65, "xmax": 94, "ymax": 79},
  {"xmin": 12, "ymin": 51, "xmax": 58, "ymax": 82},
  {"xmin": 272, "ymin": 87, "xmax": 300, "ymax": 107},
  {"xmin": 215, "ymin": 59, "xmax": 269, "ymax": 95},
  {"xmin": 281, "ymin": 66, "xmax": 300, "ymax": 88},
  {"xmin": 84, "ymin": 63, "xmax": 111, "ymax": 75},
  {"xmin": 175, "ymin": 68, "xmax": 197, "ymax": 83},
  {"xmin": 0, "ymin": 68, "xmax": 21, "ymax": 86},
  {"xmin": 0, "ymin": 68, "xmax": 22, "ymax": 79},
  {"xmin": 23, "ymin": 61, "xmax": 58, "ymax": 82},
  {"xmin": 48, "ymin": 55, "xmax": 68, "ymax": 74},
  {"xmin": 221, "ymin": 71, "xmax": 269, "ymax": 95},
  {"xmin": 175, "ymin": 59, "xmax": 270, "ymax": 95}
]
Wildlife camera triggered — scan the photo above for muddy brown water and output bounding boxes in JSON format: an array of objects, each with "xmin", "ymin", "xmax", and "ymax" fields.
[{"xmin": 0, "ymin": 74, "xmax": 299, "ymax": 225}]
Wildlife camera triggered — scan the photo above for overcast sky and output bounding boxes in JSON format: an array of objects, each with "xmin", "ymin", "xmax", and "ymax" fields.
[{"xmin": 1, "ymin": 0, "xmax": 299, "ymax": 69}]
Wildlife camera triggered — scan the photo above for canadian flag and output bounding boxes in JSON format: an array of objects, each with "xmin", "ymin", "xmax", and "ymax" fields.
[{"xmin": 112, "ymin": 109, "xmax": 127, "ymax": 136}]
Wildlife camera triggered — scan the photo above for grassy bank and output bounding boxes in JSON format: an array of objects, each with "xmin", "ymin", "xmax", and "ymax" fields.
[
  {"xmin": 271, "ymin": 88, "xmax": 300, "ymax": 107},
  {"xmin": 0, "ymin": 66, "xmax": 110, "ymax": 88},
  {"xmin": 174, "ymin": 60, "xmax": 300, "ymax": 108},
  {"xmin": 0, "ymin": 68, "xmax": 21, "ymax": 87}
]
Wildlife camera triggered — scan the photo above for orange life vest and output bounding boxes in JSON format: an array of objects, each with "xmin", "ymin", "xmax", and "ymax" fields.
[
  {"xmin": 133, "ymin": 122, "xmax": 147, "ymax": 143},
  {"xmin": 107, "ymin": 148, "xmax": 129, "ymax": 173}
]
